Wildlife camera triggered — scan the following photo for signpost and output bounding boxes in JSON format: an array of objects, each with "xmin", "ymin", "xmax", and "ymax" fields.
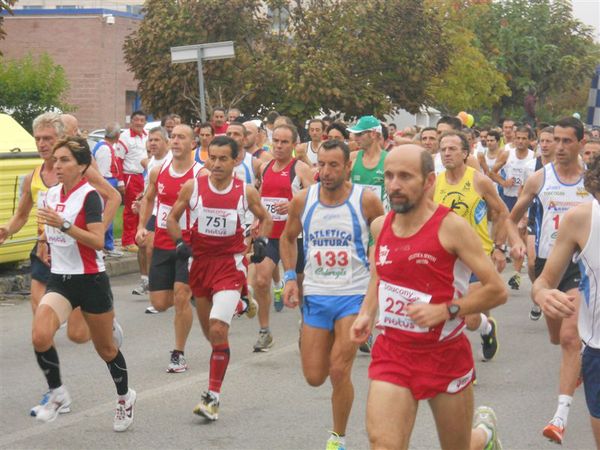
[{"xmin": 170, "ymin": 41, "xmax": 235, "ymax": 122}]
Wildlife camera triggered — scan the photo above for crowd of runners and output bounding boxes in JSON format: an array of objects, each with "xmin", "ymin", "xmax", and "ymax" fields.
[{"xmin": 0, "ymin": 108, "xmax": 599, "ymax": 450}]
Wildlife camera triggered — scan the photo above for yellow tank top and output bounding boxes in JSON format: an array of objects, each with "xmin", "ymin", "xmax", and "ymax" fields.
[
  {"xmin": 30, "ymin": 164, "xmax": 55, "ymax": 233},
  {"xmin": 434, "ymin": 166, "xmax": 493, "ymax": 255}
]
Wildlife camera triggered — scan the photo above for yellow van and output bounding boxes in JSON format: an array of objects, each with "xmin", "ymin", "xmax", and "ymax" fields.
[{"xmin": 0, "ymin": 114, "xmax": 41, "ymax": 264}]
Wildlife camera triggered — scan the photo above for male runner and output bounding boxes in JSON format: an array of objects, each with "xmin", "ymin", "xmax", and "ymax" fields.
[
  {"xmin": 532, "ymin": 155, "xmax": 600, "ymax": 447},
  {"xmin": 253, "ymin": 124, "xmax": 314, "ymax": 351},
  {"xmin": 194, "ymin": 122, "xmax": 214, "ymax": 166},
  {"xmin": 583, "ymin": 138, "xmax": 600, "ymax": 166},
  {"xmin": 509, "ymin": 117, "xmax": 593, "ymax": 443},
  {"xmin": 243, "ymin": 120, "xmax": 273, "ymax": 163},
  {"xmin": 136, "ymin": 125, "xmax": 203, "ymax": 373},
  {"xmin": 167, "ymin": 135, "xmax": 272, "ymax": 420},
  {"xmin": 350, "ymin": 145, "xmax": 506, "ymax": 450},
  {"xmin": 281, "ymin": 139, "xmax": 384, "ymax": 450},
  {"xmin": 435, "ymin": 116, "xmax": 481, "ymax": 173},
  {"xmin": 296, "ymin": 119, "xmax": 325, "ymax": 167}
]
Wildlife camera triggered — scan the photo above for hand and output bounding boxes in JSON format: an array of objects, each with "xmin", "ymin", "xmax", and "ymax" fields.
[
  {"xmin": 250, "ymin": 236, "xmax": 268, "ymax": 263},
  {"xmin": 0, "ymin": 226, "xmax": 9, "ymax": 245},
  {"xmin": 250, "ymin": 219, "xmax": 260, "ymax": 239},
  {"xmin": 536, "ymin": 289, "xmax": 576, "ymax": 320},
  {"xmin": 283, "ymin": 280, "xmax": 299, "ymax": 308},
  {"xmin": 135, "ymin": 228, "xmax": 148, "ymax": 246},
  {"xmin": 350, "ymin": 314, "xmax": 373, "ymax": 344},
  {"xmin": 406, "ymin": 303, "xmax": 449, "ymax": 328},
  {"xmin": 510, "ymin": 240, "xmax": 526, "ymax": 260},
  {"xmin": 492, "ymin": 249, "xmax": 507, "ymax": 273},
  {"xmin": 131, "ymin": 200, "xmax": 141, "ymax": 215},
  {"xmin": 36, "ymin": 241, "xmax": 51, "ymax": 266},
  {"xmin": 175, "ymin": 239, "xmax": 193, "ymax": 260},
  {"xmin": 37, "ymin": 207, "xmax": 63, "ymax": 229},
  {"xmin": 274, "ymin": 201, "xmax": 289, "ymax": 216},
  {"xmin": 504, "ymin": 178, "xmax": 515, "ymax": 188}
]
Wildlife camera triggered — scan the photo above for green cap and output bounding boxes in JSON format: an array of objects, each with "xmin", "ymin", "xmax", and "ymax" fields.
[{"xmin": 347, "ymin": 115, "xmax": 382, "ymax": 134}]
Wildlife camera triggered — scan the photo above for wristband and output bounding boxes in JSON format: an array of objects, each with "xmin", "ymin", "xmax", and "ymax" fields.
[
  {"xmin": 283, "ymin": 270, "xmax": 297, "ymax": 283},
  {"xmin": 494, "ymin": 243, "xmax": 507, "ymax": 253}
]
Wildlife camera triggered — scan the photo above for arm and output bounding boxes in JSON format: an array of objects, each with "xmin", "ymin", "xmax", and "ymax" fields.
[
  {"xmin": 166, "ymin": 179, "xmax": 193, "ymax": 242},
  {"xmin": 489, "ymin": 151, "xmax": 509, "ymax": 186},
  {"xmin": 466, "ymin": 154, "xmax": 482, "ymax": 172},
  {"xmin": 135, "ymin": 167, "xmax": 159, "ymax": 245},
  {"xmin": 508, "ymin": 171, "xmax": 541, "ymax": 225},
  {"xmin": 297, "ymin": 159, "xmax": 317, "ymax": 188},
  {"xmin": 246, "ymin": 185, "xmax": 272, "ymax": 237},
  {"xmin": 361, "ymin": 189, "xmax": 385, "ymax": 224},
  {"xmin": 281, "ymin": 190, "xmax": 308, "ymax": 308},
  {"xmin": 85, "ymin": 165, "xmax": 121, "ymax": 231},
  {"xmin": 94, "ymin": 145, "xmax": 111, "ymax": 176},
  {"xmin": 0, "ymin": 172, "xmax": 34, "ymax": 244},
  {"xmin": 294, "ymin": 143, "xmax": 312, "ymax": 167}
]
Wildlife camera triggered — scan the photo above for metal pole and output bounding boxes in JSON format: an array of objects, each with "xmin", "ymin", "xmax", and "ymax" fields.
[{"xmin": 197, "ymin": 50, "xmax": 207, "ymax": 122}]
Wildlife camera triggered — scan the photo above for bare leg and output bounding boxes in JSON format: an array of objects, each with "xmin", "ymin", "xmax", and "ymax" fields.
[{"xmin": 428, "ymin": 385, "xmax": 474, "ymax": 450}]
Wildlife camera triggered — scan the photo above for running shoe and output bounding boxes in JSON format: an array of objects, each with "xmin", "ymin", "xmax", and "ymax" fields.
[
  {"xmin": 167, "ymin": 351, "xmax": 187, "ymax": 373},
  {"xmin": 105, "ymin": 249, "xmax": 124, "ymax": 258},
  {"xmin": 132, "ymin": 279, "xmax": 149, "ymax": 296},
  {"xmin": 193, "ymin": 391, "xmax": 219, "ymax": 421},
  {"xmin": 508, "ymin": 273, "xmax": 521, "ymax": 290},
  {"xmin": 30, "ymin": 391, "xmax": 72, "ymax": 417},
  {"xmin": 241, "ymin": 295, "xmax": 258, "ymax": 319},
  {"xmin": 122, "ymin": 244, "xmax": 139, "ymax": 253},
  {"xmin": 473, "ymin": 406, "xmax": 502, "ymax": 450},
  {"xmin": 112, "ymin": 318, "xmax": 124, "ymax": 348},
  {"xmin": 529, "ymin": 305, "xmax": 543, "ymax": 321},
  {"xmin": 543, "ymin": 418, "xmax": 565, "ymax": 444},
  {"xmin": 35, "ymin": 386, "xmax": 72, "ymax": 423},
  {"xmin": 273, "ymin": 282, "xmax": 284, "ymax": 312},
  {"xmin": 113, "ymin": 389, "xmax": 136, "ymax": 432},
  {"xmin": 481, "ymin": 317, "xmax": 499, "ymax": 361},
  {"xmin": 145, "ymin": 305, "xmax": 159, "ymax": 314},
  {"xmin": 359, "ymin": 333, "xmax": 374, "ymax": 354},
  {"xmin": 253, "ymin": 330, "xmax": 274, "ymax": 352},
  {"xmin": 326, "ymin": 432, "xmax": 346, "ymax": 450}
]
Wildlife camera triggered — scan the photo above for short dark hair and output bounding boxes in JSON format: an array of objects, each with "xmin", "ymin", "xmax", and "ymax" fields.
[
  {"xmin": 539, "ymin": 126, "xmax": 554, "ymax": 137},
  {"xmin": 131, "ymin": 110, "xmax": 147, "ymax": 119},
  {"xmin": 53, "ymin": 136, "xmax": 92, "ymax": 170},
  {"xmin": 437, "ymin": 116, "xmax": 462, "ymax": 131},
  {"xmin": 320, "ymin": 139, "xmax": 350, "ymax": 162},
  {"xmin": 440, "ymin": 131, "xmax": 470, "ymax": 153},
  {"xmin": 502, "ymin": 118, "xmax": 515, "ymax": 127},
  {"xmin": 273, "ymin": 124, "xmax": 298, "ymax": 143},
  {"xmin": 198, "ymin": 122, "xmax": 214, "ymax": 134},
  {"xmin": 209, "ymin": 135, "xmax": 239, "ymax": 159},
  {"xmin": 555, "ymin": 117, "xmax": 584, "ymax": 141},
  {"xmin": 421, "ymin": 127, "xmax": 437, "ymax": 135},
  {"xmin": 266, "ymin": 110, "xmax": 280, "ymax": 125},
  {"xmin": 326, "ymin": 122, "xmax": 349, "ymax": 140},
  {"xmin": 212, "ymin": 107, "xmax": 226, "ymax": 115},
  {"xmin": 308, "ymin": 119, "xmax": 325, "ymax": 130},
  {"xmin": 515, "ymin": 125, "xmax": 532, "ymax": 138},
  {"xmin": 487, "ymin": 130, "xmax": 501, "ymax": 142}
]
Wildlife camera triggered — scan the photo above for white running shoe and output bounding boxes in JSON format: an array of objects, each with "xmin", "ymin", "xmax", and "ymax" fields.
[
  {"xmin": 35, "ymin": 386, "xmax": 72, "ymax": 423},
  {"xmin": 145, "ymin": 305, "xmax": 159, "ymax": 314},
  {"xmin": 113, "ymin": 389, "xmax": 136, "ymax": 432},
  {"xmin": 112, "ymin": 318, "xmax": 124, "ymax": 348}
]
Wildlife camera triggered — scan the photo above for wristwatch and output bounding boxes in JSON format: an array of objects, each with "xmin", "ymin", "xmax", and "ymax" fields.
[
  {"xmin": 447, "ymin": 303, "xmax": 461, "ymax": 320},
  {"xmin": 60, "ymin": 220, "xmax": 72, "ymax": 233},
  {"xmin": 494, "ymin": 243, "xmax": 508, "ymax": 253}
]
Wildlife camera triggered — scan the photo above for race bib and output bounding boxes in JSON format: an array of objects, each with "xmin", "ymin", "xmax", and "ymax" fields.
[
  {"xmin": 198, "ymin": 207, "xmax": 237, "ymax": 237},
  {"xmin": 261, "ymin": 197, "xmax": 288, "ymax": 221},
  {"xmin": 361, "ymin": 184, "xmax": 382, "ymax": 200},
  {"xmin": 308, "ymin": 246, "xmax": 352, "ymax": 284},
  {"xmin": 157, "ymin": 203, "xmax": 187, "ymax": 230},
  {"xmin": 378, "ymin": 281, "xmax": 432, "ymax": 333},
  {"xmin": 511, "ymin": 167, "xmax": 524, "ymax": 186}
]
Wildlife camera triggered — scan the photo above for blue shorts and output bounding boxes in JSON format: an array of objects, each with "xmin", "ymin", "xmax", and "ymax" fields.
[
  {"xmin": 500, "ymin": 193, "xmax": 518, "ymax": 212},
  {"xmin": 582, "ymin": 345, "xmax": 600, "ymax": 418},
  {"xmin": 303, "ymin": 294, "xmax": 363, "ymax": 331}
]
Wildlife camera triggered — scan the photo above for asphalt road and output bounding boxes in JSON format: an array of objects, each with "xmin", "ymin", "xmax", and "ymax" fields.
[{"xmin": 0, "ymin": 271, "xmax": 596, "ymax": 449}]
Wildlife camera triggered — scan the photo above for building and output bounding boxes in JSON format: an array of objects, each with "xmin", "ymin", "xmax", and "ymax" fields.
[
  {"xmin": 0, "ymin": 8, "xmax": 142, "ymax": 131},
  {"xmin": 13, "ymin": 0, "xmax": 144, "ymax": 14}
]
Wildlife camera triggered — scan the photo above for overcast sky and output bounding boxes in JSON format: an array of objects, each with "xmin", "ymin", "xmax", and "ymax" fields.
[{"xmin": 573, "ymin": 0, "xmax": 600, "ymax": 42}]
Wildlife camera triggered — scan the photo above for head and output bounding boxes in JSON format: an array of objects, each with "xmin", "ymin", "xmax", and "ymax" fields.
[
  {"xmin": 583, "ymin": 138, "xmax": 600, "ymax": 166},
  {"xmin": 436, "ymin": 116, "xmax": 462, "ymax": 135},
  {"xmin": 326, "ymin": 122, "xmax": 349, "ymax": 141},
  {"xmin": 161, "ymin": 114, "xmax": 176, "ymax": 137},
  {"xmin": 486, "ymin": 130, "xmax": 501, "ymax": 152},
  {"xmin": 243, "ymin": 120, "xmax": 260, "ymax": 149},
  {"xmin": 307, "ymin": 119, "xmax": 325, "ymax": 142},
  {"xmin": 273, "ymin": 115, "xmax": 295, "ymax": 129},
  {"xmin": 538, "ymin": 127, "xmax": 555, "ymax": 160},
  {"xmin": 479, "ymin": 128, "xmax": 489, "ymax": 147},
  {"xmin": 384, "ymin": 145, "xmax": 435, "ymax": 214},
  {"xmin": 502, "ymin": 119, "xmax": 515, "ymax": 141},
  {"xmin": 197, "ymin": 122, "xmax": 214, "ymax": 148},
  {"xmin": 439, "ymin": 132, "xmax": 470, "ymax": 170},
  {"xmin": 52, "ymin": 136, "xmax": 92, "ymax": 184},
  {"xmin": 265, "ymin": 110, "xmax": 280, "ymax": 128},
  {"xmin": 212, "ymin": 108, "xmax": 226, "ymax": 127},
  {"xmin": 514, "ymin": 126, "xmax": 532, "ymax": 152},
  {"xmin": 33, "ymin": 112, "xmax": 64, "ymax": 160},
  {"xmin": 104, "ymin": 122, "xmax": 121, "ymax": 142},
  {"xmin": 272, "ymin": 125, "xmax": 298, "ymax": 161},
  {"xmin": 583, "ymin": 152, "xmax": 600, "ymax": 199},
  {"xmin": 227, "ymin": 108, "xmax": 241, "ymax": 123},
  {"xmin": 147, "ymin": 126, "xmax": 169, "ymax": 157},
  {"xmin": 169, "ymin": 124, "xmax": 195, "ymax": 159},
  {"xmin": 420, "ymin": 127, "xmax": 438, "ymax": 154},
  {"xmin": 130, "ymin": 110, "xmax": 147, "ymax": 133},
  {"xmin": 60, "ymin": 114, "xmax": 80, "ymax": 137},
  {"xmin": 348, "ymin": 116, "xmax": 382, "ymax": 150},
  {"xmin": 208, "ymin": 136, "xmax": 239, "ymax": 182},
  {"xmin": 554, "ymin": 117, "xmax": 585, "ymax": 165},
  {"xmin": 225, "ymin": 122, "xmax": 247, "ymax": 152},
  {"xmin": 171, "ymin": 114, "xmax": 182, "ymax": 125},
  {"xmin": 389, "ymin": 123, "xmax": 397, "ymax": 135},
  {"xmin": 592, "ymin": 128, "xmax": 600, "ymax": 139},
  {"xmin": 317, "ymin": 140, "xmax": 351, "ymax": 191}
]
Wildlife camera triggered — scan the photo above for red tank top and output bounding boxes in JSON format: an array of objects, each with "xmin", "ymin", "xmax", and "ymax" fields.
[
  {"xmin": 374, "ymin": 206, "xmax": 470, "ymax": 346},
  {"xmin": 260, "ymin": 159, "xmax": 297, "ymax": 239},
  {"xmin": 189, "ymin": 175, "xmax": 247, "ymax": 256},
  {"xmin": 153, "ymin": 161, "xmax": 198, "ymax": 250}
]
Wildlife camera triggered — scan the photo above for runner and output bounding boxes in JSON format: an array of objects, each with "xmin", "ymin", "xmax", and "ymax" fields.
[
  {"xmin": 281, "ymin": 139, "xmax": 384, "ymax": 450},
  {"xmin": 583, "ymin": 138, "xmax": 600, "ymax": 167},
  {"xmin": 194, "ymin": 122, "xmax": 214, "ymax": 167},
  {"xmin": 435, "ymin": 116, "xmax": 482, "ymax": 173},
  {"xmin": 166, "ymin": 135, "xmax": 272, "ymax": 420},
  {"xmin": 135, "ymin": 125, "xmax": 204, "ymax": 373},
  {"xmin": 33, "ymin": 136, "xmax": 135, "ymax": 431},
  {"xmin": 478, "ymin": 130, "xmax": 502, "ymax": 179},
  {"xmin": 296, "ymin": 119, "xmax": 325, "ymax": 167},
  {"xmin": 509, "ymin": 117, "xmax": 593, "ymax": 444},
  {"xmin": 350, "ymin": 144, "xmax": 506, "ymax": 450},
  {"xmin": 532, "ymin": 154, "xmax": 600, "ymax": 447},
  {"xmin": 243, "ymin": 120, "xmax": 273, "ymax": 163},
  {"xmin": 253, "ymin": 124, "xmax": 314, "ymax": 351}
]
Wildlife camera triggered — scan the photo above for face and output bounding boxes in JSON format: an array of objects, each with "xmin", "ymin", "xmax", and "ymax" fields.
[
  {"xmin": 502, "ymin": 120, "xmax": 515, "ymax": 140},
  {"xmin": 355, "ymin": 130, "xmax": 376, "ymax": 149},
  {"xmin": 212, "ymin": 110, "xmax": 226, "ymax": 127},
  {"xmin": 538, "ymin": 132, "xmax": 555, "ymax": 159},
  {"xmin": 515, "ymin": 131, "xmax": 530, "ymax": 152},
  {"xmin": 384, "ymin": 149, "xmax": 430, "ymax": 214},
  {"xmin": 272, "ymin": 127, "xmax": 295, "ymax": 160},
  {"xmin": 308, "ymin": 122, "xmax": 323, "ymax": 142},
  {"xmin": 420, "ymin": 130, "xmax": 438, "ymax": 153},
  {"xmin": 208, "ymin": 144, "xmax": 236, "ymax": 181},
  {"xmin": 147, "ymin": 131, "xmax": 167, "ymax": 156},
  {"xmin": 169, "ymin": 125, "xmax": 194, "ymax": 158},
  {"xmin": 199, "ymin": 127, "xmax": 214, "ymax": 148},
  {"xmin": 244, "ymin": 123, "xmax": 259, "ymax": 148},
  {"xmin": 164, "ymin": 119, "xmax": 175, "ymax": 136},
  {"xmin": 479, "ymin": 131, "xmax": 488, "ymax": 147},
  {"xmin": 34, "ymin": 126, "xmax": 58, "ymax": 161},
  {"xmin": 440, "ymin": 135, "xmax": 467, "ymax": 170},
  {"xmin": 436, "ymin": 123, "xmax": 453, "ymax": 136},
  {"xmin": 228, "ymin": 110, "xmax": 240, "ymax": 122},
  {"xmin": 226, "ymin": 124, "xmax": 245, "ymax": 149},
  {"xmin": 582, "ymin": 143, "xmax": 600, "ymax": 165},
  {"xmin": 327, "ymin": 128, "xmax": 345, "ymax": 141},
  {"xmin": 592, "ymin": 129, "xmax": 600, "ymax": 139},
  {"xmin": 389, "ymin": 124, "xmax": 397, "ymax": 135},
  {"xmin": 53, "ymin": 146, "xmax": 85, "ymax": 184},
  {"xmin": 486, "ymin": 136, "xmax": 498, "ymax": 151},
  {"xmin": 554, "ymin": 126, "xmax": 583, "ymax": 164},
  {"xmin": 317, "ymin": 147, "xmax": 350, "ymax": 191},
  {"xmin": 131, "ymin": 114, "xmax": 146, "ymax": 132}
]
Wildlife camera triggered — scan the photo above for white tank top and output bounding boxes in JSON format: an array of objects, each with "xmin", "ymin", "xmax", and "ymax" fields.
[
  {"xmin": 146, "ymin": 151, "xmax": 173, "ymax": 216},
  {"xmin": 233, "ymin": 152, "xmax": 256, "ymax": 225},
  {"xmin": 574, "ymin": 199, "xmax": 600, "ymax": 348},
  {"xmin": 535, "ymin": 163, "xmax": 592, "ymax": 258},
  {"xmin": 301, "ymin": 184, "xmax": 370, "ymax": 296},
  {"xmin": 306, "ymin": 141, "xmax": 319, "ymax": 166},
  {"xmin": 503, "ymin": 148, "xmax": 534, "ymax": 197},
  {"xmin": 434, "ymin": 153, "xmax": 445, "ymax": 176}
]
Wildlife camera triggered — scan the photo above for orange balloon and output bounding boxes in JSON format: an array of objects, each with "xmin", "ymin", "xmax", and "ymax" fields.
[{"xmin": 457, "ymin": 111, "xmax": 468, "ymax": 125}]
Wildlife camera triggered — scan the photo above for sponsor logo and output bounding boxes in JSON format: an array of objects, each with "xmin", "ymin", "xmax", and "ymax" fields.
[
  {"xmin": 55, "ymin": 204, "xmax": 65, "ymax": 213},
  {"xmin": 377, "ymin": 245, "xmax": 391, "ymax": 266},
  {"xmin": 157, "ymin": 182, "xmax": 165, "ymax": 195},
  {"xmin": 446, "ymin": 368, "xmax": 474, "ymax": 393},
  {"xmin": 314, "ymin": 267, "xmax": 348, "ymax": 280},
  {"xmin": 408, "ymin": 252, "xmax": 437, "ymax": 264},
  {"xmin": 576, "ymin": 187, "xmax": 589, "ymax": 197}
]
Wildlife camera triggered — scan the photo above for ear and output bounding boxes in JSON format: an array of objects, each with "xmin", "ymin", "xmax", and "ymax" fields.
[{"xmin": 424, "ymin": 171, "xmax": 436, "ymax": 191}]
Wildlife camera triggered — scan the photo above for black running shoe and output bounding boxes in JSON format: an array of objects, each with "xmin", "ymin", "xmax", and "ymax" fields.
[{"xmin": 481, "ymin": 317, "xmax": 499, "ymax": 362}]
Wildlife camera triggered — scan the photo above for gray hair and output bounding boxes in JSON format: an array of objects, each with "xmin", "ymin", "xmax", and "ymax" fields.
[
  {"xmin": 105, "ymin": 122, "xmax": 121, "ymax": 140},
  {"xmin": 32, "ymin": 112, "xmax": 64, "ymax": 137},
  {"xmin": 148, "ymin": 126, "xmax": 169, "ymax": 141}
]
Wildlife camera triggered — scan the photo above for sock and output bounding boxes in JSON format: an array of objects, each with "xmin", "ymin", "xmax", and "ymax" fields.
[
  {"xmin": 328, "ymin": 433, "xmax": 346, "ymax": 445},
  {"xmin": 173, "ymin": 349, "xmax": 184, "ymax": 356},
  {"xmin": 260, "ymin": 327, "xmax": 270, "ymax": 334},
  {"xmin": 274, "ymin": 280, "xmax": 284, "ymax": 290},
  {"xmin": 106, "ymin": 350, "xmax": 129, "ymax": 396},
  {"xmin": 478, "ymin": 314, "xmax": 492, "ymax": 335},
  {"xmin": 476, "ymin": 424, "xmax": 493, "ymax": 446},
  {"xmin": 553, "ymin": 395, "xmax": 572, "ymax": 427},
  {"xmin": 35, "ymin": 347, "xmax": 62, "ymax": 390},
  {"xmin": 141, "ymin": 275, "xmax": 148, "ymax": 284},
  {"xmin": 208, "ymin": 343, "xmax": 230, "ymax": 394},
  {"xmin": 209, "ymin": 390, "xmax": 221, "ymax": 402}
]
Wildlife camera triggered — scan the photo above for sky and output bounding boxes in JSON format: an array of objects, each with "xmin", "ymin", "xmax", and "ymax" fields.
[{"xmin": 572, "ymin": 0, "xmax": 600, "ymax": 42}]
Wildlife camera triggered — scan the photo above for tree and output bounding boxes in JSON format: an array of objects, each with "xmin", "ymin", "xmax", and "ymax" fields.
[
  {"xmin": 0, "ymin": 53, "xmax": 70, "ymax": 131},
  {"xmin": 0, "ymin": 0, "xmax": 15, "ymax": 55}
]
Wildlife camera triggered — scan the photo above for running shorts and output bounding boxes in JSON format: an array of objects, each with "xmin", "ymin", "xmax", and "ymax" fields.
[
  {"xmin": 303, "ymin": 294, "xmax": 363, "ymax": 331},
  {"xmin": 46, "ymin": 272, "xmax": 113, "ymax": 314},
  {"xmin": 534, "ymin": 257, "xmax": 581, "ymax": 292},
  {"xmin": 149, "ymin": 247, "xmax": 189, "ymax": 291},
  {"xmin": 30, "ymin": 243, "xmax": 51, "ymax": 283},
  {"xmin": 582, "ymin": 345, "xmax": 600, "ymax": 419},
  {"xmin": 264, "ymin": 238, "xmax": 305, "ymax": 273},
  {"xmin": 190, "ymin": 253, "xmax": 247, "ymax": 298}
]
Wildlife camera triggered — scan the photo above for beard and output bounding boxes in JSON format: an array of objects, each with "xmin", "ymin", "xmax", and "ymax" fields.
[{"xmin": 391, "ymin": 201, "xmax": 416, "ymax": 214}]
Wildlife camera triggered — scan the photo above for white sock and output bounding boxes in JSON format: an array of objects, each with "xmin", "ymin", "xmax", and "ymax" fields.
[
  {"xmin": 478, "ymin": 314, "xmax": 492, "ymax": 335},
  {"xmin": 274, "ymin": 280, "xmax": 283, "ymax": 289},
  {"xmin": 476, "ymin": 424, "xmax": 493, "ymax": 446},
  {"xmin": 553, "ymin": 395, "xmax": 572, "ymax": 427},
  {"xmin": 52, "ymin": 385, "xmax": 66, "ymax": 395},
  {"xmin": 328, "ymin": 433, "xmax": 345, "ymax": 445},
  {"xmin": 209, "ymin": 390, "xmax": 220, "ymax": 402},
  {"xmin": 118, "ymin": 389, "xmax": 130, "ymax": 401},
  {"xmin": 141, "ymin": 275, "xmax": 149, "ymax": 283}
]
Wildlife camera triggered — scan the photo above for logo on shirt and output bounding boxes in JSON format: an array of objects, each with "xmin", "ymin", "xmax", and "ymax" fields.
[
  {"xmin": 55, "ymin": 204, "xmax": 65, "ymax": 213},
  {"xmin": 377, "ymin": 245, "xmax": 391, "ymax": 266},
  {"xmin": 576, "ymin": 187, "xmax": 589, "ymax": 197},
  {"xmin": 408, "ymin": 252, "xmax": 437, "ymax": 265},
  {"xmin": 280, "ymin": 171, "xmax": 288, "ymax": 177},
  {"xmin": 157, "ymin": 182, "xmax": 165, "ymax": 195}
]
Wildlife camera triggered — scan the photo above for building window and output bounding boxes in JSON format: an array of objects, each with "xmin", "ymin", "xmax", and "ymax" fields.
[{"xmin": 126, "ymin": 5, "xmax": 143, "ymax": 15}]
